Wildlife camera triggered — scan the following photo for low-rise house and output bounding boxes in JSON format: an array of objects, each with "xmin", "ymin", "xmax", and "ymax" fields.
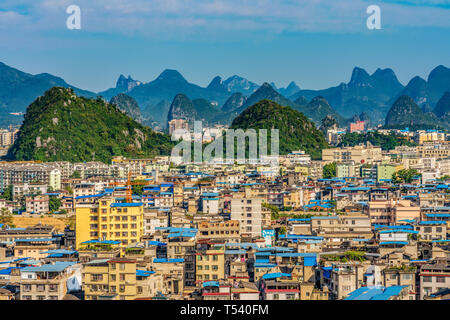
[
  {"xmin": 419, "ymin": 258, "xmax": 450, "ymax": 299},
  {"xmin": 19, "ymin": 261, "xmax": 78, "ymax": 300},
  {"xmin": 82, "ymin": 258, "xmax": 137, "ymax": 300}
]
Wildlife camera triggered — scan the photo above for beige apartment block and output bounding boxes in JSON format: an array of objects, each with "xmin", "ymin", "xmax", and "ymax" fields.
[
  {"xmin": 366, "ymin": 200, "xmax": 420, "ymax": 225},
  {"xmin": 322, "ymin": 144, "xmax": 383, "ymax": 164}
]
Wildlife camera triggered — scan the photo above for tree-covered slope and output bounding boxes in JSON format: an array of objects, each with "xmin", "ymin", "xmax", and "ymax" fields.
[
  {"xmin": 229, "ymin": 99, "xmax": 329, "ymax": 159},
  {"xmin": 7, "ymin": 87, "xmax": 174, "ymax": 163},
  {"xmin": 385, "ymin": 95, "xmax": 440, "ymax": 129}
]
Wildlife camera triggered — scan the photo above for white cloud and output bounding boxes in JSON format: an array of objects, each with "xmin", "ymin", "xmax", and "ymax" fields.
[{"xmin": 0, "ymin": 0, "xmax": 449, "ymax": 39}]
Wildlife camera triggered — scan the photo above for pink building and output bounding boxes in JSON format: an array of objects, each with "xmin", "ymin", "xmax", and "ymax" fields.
[{"xmin": 349, "ymin": 121, "xmax": 366, "ymax": 133}]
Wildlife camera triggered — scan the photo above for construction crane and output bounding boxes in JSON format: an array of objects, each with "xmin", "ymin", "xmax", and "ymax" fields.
[{"xmin": 109, "ymin": 172, "xmax": 149, "ymax": 203}]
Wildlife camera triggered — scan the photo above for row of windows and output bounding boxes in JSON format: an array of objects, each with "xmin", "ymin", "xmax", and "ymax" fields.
[
  {"xmin": 197, "ymin": 265, "xmax": 219, "ymax": 271},
  {"xmin": 422, "ymin": 276, "xmax": 446, "ymax": 283},
  {"xmin": 91, "ymin": 216, "xmax": 138, "ymax": 222},
  {"xmin": 197, "ymin": 274, "xmax": 219, "ymax": 280},
  {"xmin": 100, "ymin": 232, "xmax": 138, "ymax": 237},
  {"xmin": 197, "ymin": 255, "xmax": 219, "ymax": 261},
  {"xmin": 90, "ymin": 224, "xmax": 139, "ymax": 230},
  {"xmin": 201, "ymin": 230, "xmax": 237, "ymax": 235},
  {"xmin": 22, "ymin": 295, "xmax": 58, "ymax": 300},
  {"xmin": 22, "ymin": 284, "xmax": 58, "ymax": 292}
]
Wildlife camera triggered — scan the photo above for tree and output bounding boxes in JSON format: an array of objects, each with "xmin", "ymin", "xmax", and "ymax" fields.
[
  {"xmin": 49, "ymin": 196, "xmax": 62, "ymax": 213},
  {"xmin": 323, "ymin": 162, "xmax": 336, "ymax": 179},
  {"xmin": 0, "ymin": 185, "xmax": 13, "ymax": 201},
  {"xmin": 64, "ymin": 186, "xmax": 73, "ymax": 195},
  {"xmin": 70, "ymin": 171, "xmax": 81, "ymax": 179},
  {"xmin": 0, "ymin": 208, "xmax": 15, "ymax": 228},
  {"xmin": 131, "ymin": 180, "xmax": 148, "ymax": 196},
  {"xmin": 392, "ymin": 169, "xmax": 420, "ymax": 184},
  {"xmin": 263, "ymin": 202, "xmax": 280, "ymax": 220}
]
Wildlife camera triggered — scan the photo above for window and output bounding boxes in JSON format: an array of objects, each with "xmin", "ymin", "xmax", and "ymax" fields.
[
  {"xmin": 120, "ymin": 263, "xmax": 125, "ymax": 270},
  {"xmin": 436, "ymin": 277, "xmax": 445, "ymax": 283},
  {"xmin": 402, "ymin": 274, "xmax": 412, "ymax": 280},
  {"xmin": 423, "ymin": 276, "xmax": 432, "ymax": 282},
  {"xmin": 49, "ymin": 284, "xmax": 58, "ymax": 292},
  {"xmin": 91, "ymin": 274, "xmax": 103, "ymax": 282},
  {"xmin": 120, "ymin": 274, "xmax": 126, "ymax": 281}
]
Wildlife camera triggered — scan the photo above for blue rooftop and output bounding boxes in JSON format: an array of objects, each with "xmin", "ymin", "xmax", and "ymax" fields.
[
  {"xmin": 202, "ymin": 281, "xmax": 220, "ymax": 287},
  {"xmin": 21, "ymin": 261, "xmax": 76, "ymax": 273},
  {"xmin": 110, "ymin": 202, "xmax": 143, "ymax": 207},
  {"xmin": 345, "ymin": 285, "xmax": 408, "ymax": 300},
  {"xmin": 153, "ymin": 258, "xmax": 184, "ymax": 263},
  {"xmin": 262, "ymin": 272, "xmax": 291, "ymax": 280},
  {"xmin": 136, "ymin": 270, "xmax": 155, "ymax": 277}
]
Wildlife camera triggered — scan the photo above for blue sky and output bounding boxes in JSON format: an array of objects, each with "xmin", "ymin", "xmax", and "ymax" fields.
[{"xmin": 0, "ymin": 0, "xmax": 449, "ymax": 92}]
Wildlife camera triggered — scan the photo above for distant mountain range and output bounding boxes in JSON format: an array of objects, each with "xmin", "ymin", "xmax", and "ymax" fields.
[
  {"xmin": 1, "ymin": 61, "xmax": 449, "ymax": 130},
  {"xmin": 0, "ymin": 62, "xmax": 96, "ymax": 127}
]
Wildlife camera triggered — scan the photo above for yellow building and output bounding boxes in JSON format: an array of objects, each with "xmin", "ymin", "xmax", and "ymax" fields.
[
  {"xmin": 283, "ymin": 189, "xmax": 304, "ymax": 209},
  {"xmin": 75, "ymin": 197, "xmax": 144, "ymax": 249},
  {"xmin": 294, "ymin": 166, "xmax": 309, "ymax": 176},
  {"xmin": 196, "ymin": 248, "xmax": 225, "ymax": 283},
  {"xmin": 82, "ymin": 258, "xmax": 138, "ymax": 300}
]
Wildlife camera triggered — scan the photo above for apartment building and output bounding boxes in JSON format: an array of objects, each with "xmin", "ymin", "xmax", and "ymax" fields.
[
  {"xmin": 75, "ymin": 197, "xmax": 144, "ymax": 249},
  {"xmin": 230, "ymin": 198, "xmax": 265, "ymax": 238},
  {"xmin": 13, "ymin": 183, "xmax": 47, "ymax": 200},
  {"xmin": 322, "ymin": 144, "xmax": 383, "ymax": 164},
  {"xmin": 196, "ymin": 248, "xmax": 225, "ymax": 283},
  {"xmin": 310, "ymin": 214, "xmax": 371, "ymax": 234},
  {"xmin": 366, "ymin": 200, "xmax": 420, "ymax": 225},
  {"xmin": 20, "ymin": 262, "xmax": 77, "ymax": 300},
  {"xmin": 382, "ymin": 266, "xmax": 416, "ymax": 300},
  {"xmin": 82, "ymin": 258, "xmax": 138, "ymax": 300},
  {"xmin": 322, "ymin": 263, "xmax": 367, "ymax": 299},
  {"xmin": 0, "ymin": 225, "xmax": 55, "ymax": 243},
  {"xmin": 25, "ymin": 195, "xmax": 49, "ymax": 214},
  {"xmin": 14, "ymin": 238, "xmax": 58, "ymax": 260},
  {"xmin": 197, "ymin": 220, "xmax": 240, "ymax": 242},
  {"xmin": 416, "ymin": 221, "xmax": 447, "ymax": 241},
  {"xmin": 200, "ymin": 193, "xmax": 220, "ymax": 214},
  {"xmin": 419, "ymin": 258, "xmax": 450, "ymax": 299}
]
